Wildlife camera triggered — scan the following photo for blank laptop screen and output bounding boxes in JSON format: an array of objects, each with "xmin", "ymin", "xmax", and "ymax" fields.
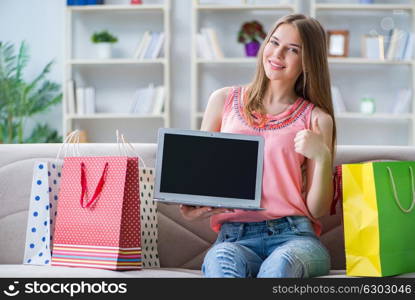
[{"xmin": 160, "ymin": 133, "xmax": 259, "ymax": 200}]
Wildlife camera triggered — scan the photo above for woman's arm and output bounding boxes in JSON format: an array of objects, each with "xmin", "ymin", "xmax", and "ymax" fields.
[
  {"xmin": 200, "ymin": 87, "xmax": 231, "ymax": 131},
  {"xmin": 294, "ymin": 107, "xmax": 334, "ymax": 219}
]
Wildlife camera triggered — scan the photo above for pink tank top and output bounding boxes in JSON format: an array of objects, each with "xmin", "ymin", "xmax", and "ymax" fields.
[{"xmin": 210, "ymin": 86, "xmax": 322, "ymax": 236}]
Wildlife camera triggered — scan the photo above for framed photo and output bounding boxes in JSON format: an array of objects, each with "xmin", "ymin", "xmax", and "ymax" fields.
[
  {"xmin": 362, "ymin": 34, "xmax": 384, "ymax": 60},
  {"xmin": 327, "ymin": 30, "xmax": 349, "ymax": 57}
]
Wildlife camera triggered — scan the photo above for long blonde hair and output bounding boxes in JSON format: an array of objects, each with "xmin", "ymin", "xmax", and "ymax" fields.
[{"xmin": 244, "ymin": 14, "xmax": 336, "ymax": 154}]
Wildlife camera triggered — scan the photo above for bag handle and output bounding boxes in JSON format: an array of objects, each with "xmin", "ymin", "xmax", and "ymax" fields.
[
  {"xmin": 121, "ymin": 134, "xmax": 146, "ymax": 168},
  {"xmin": 80, "ymin": 162, "xmax": 109, "ymax": 208},
  {"xmin": 386, "ymin": 166, "xmax": 415, "ymax": 213},
  {"xmin": 55, "ymin": 130, "xmax": 80, "ymax": 162},
  {"xmin": 115, "ymin": 129, "xmax": 146, "ymax": 168}
]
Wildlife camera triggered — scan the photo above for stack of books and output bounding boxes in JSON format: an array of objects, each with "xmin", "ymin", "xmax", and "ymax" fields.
[
  {"xmin": 130, "ymin": 84, "xmax": 165, "ymax": 115},
  {"xmin": 196, "ymin": 27, "xmax": 224, "ymax": 59},
  {"xmin": 133, "ymin": 31, "xmax": 165, "ymax": 60},
  {"xmin": 386, "ymin": 29, "xmax": 414, "ymax": 61},
  {"xmin": 67, "ymin": 80, "xmax": 95, "ymax": 115}
]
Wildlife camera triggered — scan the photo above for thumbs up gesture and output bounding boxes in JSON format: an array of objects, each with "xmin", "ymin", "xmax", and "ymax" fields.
[{"xmin": 294, "ymin": 117, "xmax": 329, "ymax": 163}]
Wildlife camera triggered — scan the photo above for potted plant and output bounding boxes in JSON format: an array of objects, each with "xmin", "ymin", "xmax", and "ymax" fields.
[
  {"xmin": 91, "ymin": 30, "xmax": 118, "ymax": 59},
  {"xmin": 237, "ymin": 20, "xmax": 267, "ymax": 57},
  {"xmin": 0, "ymin": 41, "xmax": 62, "ymax": 143}
]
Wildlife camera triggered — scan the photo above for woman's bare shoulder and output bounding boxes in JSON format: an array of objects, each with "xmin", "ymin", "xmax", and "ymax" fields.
[
  {"xmin": 311, "ymin": 106, "xmax": 333, "ymax": 128},
  {"xmin": 209, "ymin": 86, "xmax": 233, "ymax": 106},
  {"xmin": 200, "ymin": 86, "xmax": 233, "ymax": 131}
]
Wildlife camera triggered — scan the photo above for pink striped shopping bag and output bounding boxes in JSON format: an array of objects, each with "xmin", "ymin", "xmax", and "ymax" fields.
[{"xmin": 51, "ymin": 156, "xmax": 141, "ymax": 270}]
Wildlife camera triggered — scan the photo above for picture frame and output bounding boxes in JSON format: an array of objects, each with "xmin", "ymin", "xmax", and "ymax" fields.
[
  {"xmin": 327, "ymin": 30, "xmax": 349, "ymax": 57},
  {"xmin": 361, "ymin": 34, "xmax": 385, "ymax": 60}
]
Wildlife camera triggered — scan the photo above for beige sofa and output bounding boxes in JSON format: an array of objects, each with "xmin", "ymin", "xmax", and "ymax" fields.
[{"xmin": 1, "ymin": 143, "xmax": 415, "ymax": 278}]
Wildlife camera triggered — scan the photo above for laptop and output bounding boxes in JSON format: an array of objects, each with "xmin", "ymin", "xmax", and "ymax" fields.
[{"xmin": 154, "ymin": 128, "xmax": 265, "ymax": 210}]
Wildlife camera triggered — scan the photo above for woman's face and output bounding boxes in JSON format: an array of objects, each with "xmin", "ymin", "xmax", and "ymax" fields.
[{"xmin": 262, "ymin": 23, "xmax": 303, "ymax": 83}]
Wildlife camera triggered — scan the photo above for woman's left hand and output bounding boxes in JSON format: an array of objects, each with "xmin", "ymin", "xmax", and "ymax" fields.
[{"xmin": 294, "ymin": 117, "xmax": 330, "ymax": 163}]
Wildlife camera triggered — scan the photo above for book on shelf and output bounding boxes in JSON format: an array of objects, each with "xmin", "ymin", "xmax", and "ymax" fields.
[
  {"xmin": 196, "ymin": 33, "xmax": 213, "ymax": 59},
  {"xmin": 403, "ymin": 33, "xmax": 414, "ymax": 61},
  {"xmin": 143, "ymin": 32, "xmax": 160, "ymax": 59},
  {"xmin": 130, "ymin": 84, "xmax": 165, "ymax": 115},
  {"xmin": 134, "ymin": 31, "xmax": 164, "ymax": 60},
  {"xmin": 134, "ymin": 31, "xmax": 151, "ymax": 59},
  {"xmin": 132, "ymin": 84, "xmax": 155, "ymax": 114},
  {"xmin": 67, "ymin": 80, "xmax": 77, "ymax": 115},
  {"xmin": 76, "ymin": 88, "xmax": 85, "ymax": 115},
  {"xmin": 393, "ymin": 88, "xmax": 412, "ymax": 114},
  {"xmin": 202, "ymin": 28, "xmax": 224, "ymax": 59},
  {"xmin": 386, "ymin": 29, "xmax": 414, "ymax": 61},
  {"xmin": 152, "ymin": 86, "xmax": 165, "ymax": 114},
  {"xmin": 397, "ymin": 31, "xmax": 409, "ymax": 60},
  {"xmin": 84, "ymin": 87, "xmax": 96, "ymax": 114},
  {"xmin": 75, "ymin": 86, "xmax": 95, "ymax": 115},
  {"xmin": 151, "ymin": 32, "xmax": 165, "ymax": 59},
  {"xmin": 331, "ymin": 86, "xmax": 347, "ymax": 113},
  {"xmin": 197, "ymin": 27, "xmax": 224, "ymax": 59}
]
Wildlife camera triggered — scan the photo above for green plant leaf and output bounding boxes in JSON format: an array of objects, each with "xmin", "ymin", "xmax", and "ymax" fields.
[
  {"xmin": 0, "ymin": 41, "xmax": 62, "ymax": 144},
  {"xmin": 91, "ymin": 30, "xmax": 118, "ymax": 43},
  {"xmin": 24, "ymin": 123, "xmax": 62, "ymax": 143}
]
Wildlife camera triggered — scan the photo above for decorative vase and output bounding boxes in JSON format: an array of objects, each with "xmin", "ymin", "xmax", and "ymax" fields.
[
  {"xmin": 96, "ymin": 43, "xmax": 112, "ymax": 59},
  {"xmin": 245, "ymin": 41, "xmax": 260, "ymax": 57}
]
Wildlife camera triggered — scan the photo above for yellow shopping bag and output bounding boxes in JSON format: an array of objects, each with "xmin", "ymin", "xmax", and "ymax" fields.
[{"xmin": 342, "ymin": 161, "xmax": 415, "ymax": 277}]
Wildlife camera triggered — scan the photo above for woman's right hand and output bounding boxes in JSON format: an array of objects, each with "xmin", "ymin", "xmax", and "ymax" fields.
[{"xmin": 179, "ymin": 205, "xmax": 234, "ymax": 221}]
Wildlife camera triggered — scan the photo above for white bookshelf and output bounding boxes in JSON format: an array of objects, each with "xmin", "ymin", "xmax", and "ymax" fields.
[
  {"xmin": 63, "ymin": 0, "xmax": 171, "ymax": 143},
  {"xmin": 191, "ymin": 0, "xmax": 298, "ymax": 130},
  {"xmin": 311, "ymin": 0, "xmax": 415, "ymax": 146}
]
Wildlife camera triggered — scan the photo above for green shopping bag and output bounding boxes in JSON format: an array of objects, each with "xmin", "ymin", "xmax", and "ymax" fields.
[{"xmin": 343, "ymin": 161, "xmax": 415, "ymax": 277}]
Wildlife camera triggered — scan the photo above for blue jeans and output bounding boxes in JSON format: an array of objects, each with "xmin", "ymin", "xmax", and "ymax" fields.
[{"xmin": 202, "ymin": 216, "xmax": 330, "ymax": 278}]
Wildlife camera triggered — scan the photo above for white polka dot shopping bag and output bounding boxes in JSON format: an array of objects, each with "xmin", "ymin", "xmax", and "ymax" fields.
[
  {"xmin": 23, "ymin": 160, "xmax": 62, "ymax": 266},
  {"xmin": 139, "ymin": 167, "xmax": 159, "ymax": 268},
  {"xmin": 51, "ymin": 156, "xmax": 142, "ymax": 270},
  {"xmin": 23, "ymin": 130, "xmax": 80, "ymax": 266}
]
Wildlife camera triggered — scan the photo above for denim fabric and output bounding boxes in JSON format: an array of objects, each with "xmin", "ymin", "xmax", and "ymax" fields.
[{"xmin": 202, "ymin": 216, "xmax": 330, "ymax": 278}]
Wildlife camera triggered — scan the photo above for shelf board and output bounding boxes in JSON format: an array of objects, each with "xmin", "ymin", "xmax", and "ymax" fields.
[
  {"xmin": 315, "ymin": 3, "xmax": 414, "ymax": 11},
  {"xmin": 335, "ymin": 113, "xmax": 412, "ymax": 120},
  {"xmin": 69, "ymin": 58, "xmax": 166, "ymax": 65},
  {"xmin": 196, "ymin": 57, "xmax": 413, "ymax": 65},
  {"xmin": 328, "ymin": 57, "xmax": 413, "ymax": 65},
  {"xmin": 67, "ymin": 4, "xmax": 165, "ymax": 12},
  {"xmin": 197, "ymin": 57, "xmax": 257, "ymax": 64},
  {"xmin": 195, "ymin": 4, "xmax": 295, "ymax": 11},
  {"xmin": 67, "ymin": 113, "xmax": 165, "ymax": 120}
]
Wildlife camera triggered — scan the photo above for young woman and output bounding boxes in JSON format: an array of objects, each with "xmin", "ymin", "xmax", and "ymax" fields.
[{"xmin": 180, "ymin": 14, "xmax": 336, "ymax": 278}]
